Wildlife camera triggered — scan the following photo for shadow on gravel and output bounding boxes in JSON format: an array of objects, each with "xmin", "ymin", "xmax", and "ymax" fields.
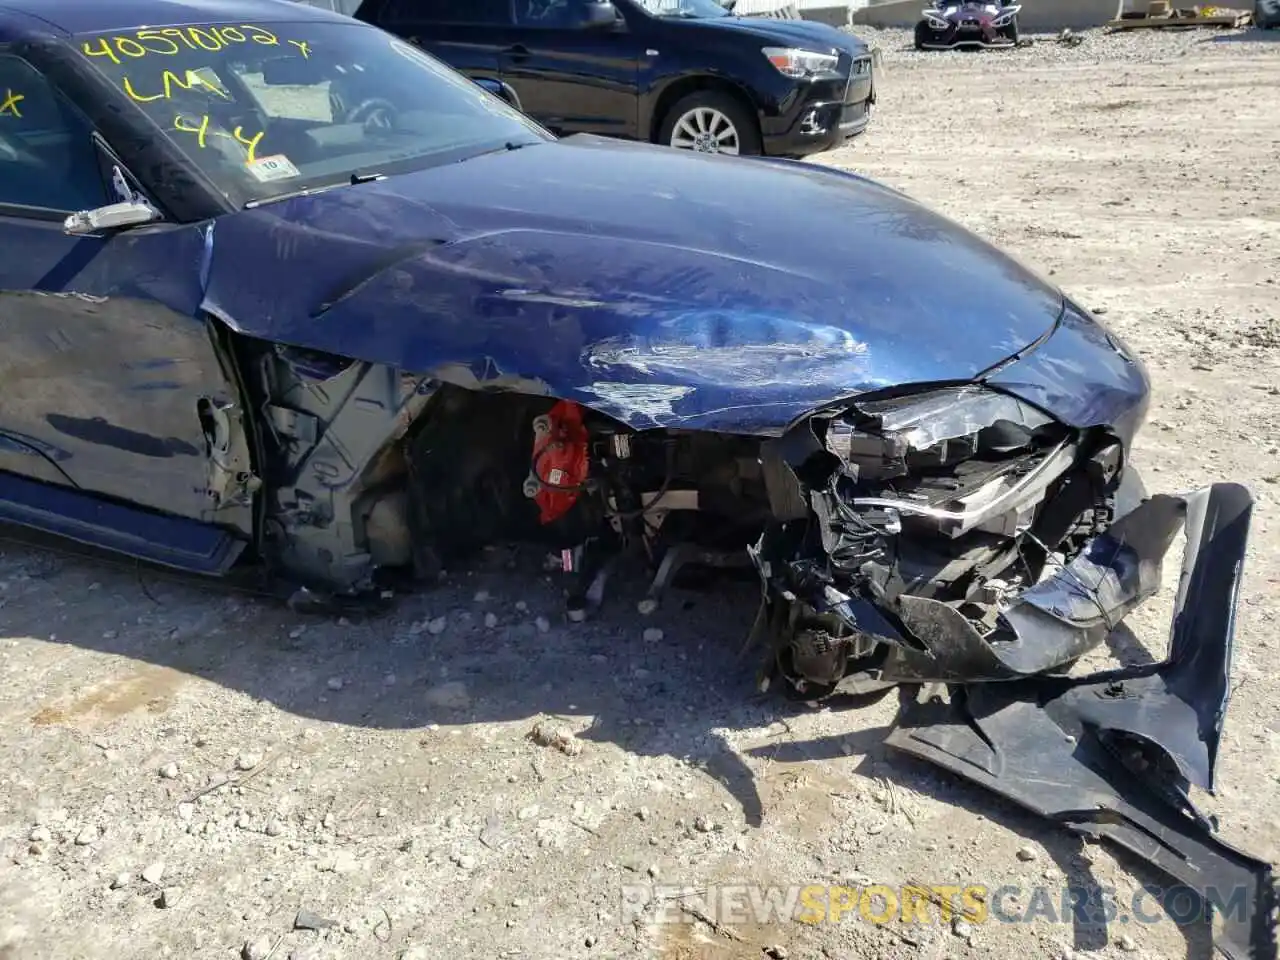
[
  {"xmin": 1, "ymin": 538, "xmax": 1205, "ymax": 957},
  {"xmin": 0, "ymin": 540, "xmax": 790, "ymax": 824},
  {"xmin": 1104, "ymin": 621, "xmax": 1160, "ymax": 666},
  {"xmin": 747, "ymin": 686, "xmax": 1215, "ymax": 960}
]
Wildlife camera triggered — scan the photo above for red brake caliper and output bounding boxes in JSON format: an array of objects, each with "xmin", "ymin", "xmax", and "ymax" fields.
[{"xmin": 528, "ymin": 400, "xmax": 589, "ymax": 525}]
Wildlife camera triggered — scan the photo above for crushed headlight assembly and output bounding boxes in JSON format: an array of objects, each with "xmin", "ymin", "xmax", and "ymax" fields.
[
  {"xmin": 750, "ymin": 388, "xmax": 1273, "ymax": 960},
  {"xmin": 762, "ymin": 46, "xmax": 839, "ymax": 79},
  {"xmin": 751, "ymin": 382, "xmax": 1126, "ymax": 694}
]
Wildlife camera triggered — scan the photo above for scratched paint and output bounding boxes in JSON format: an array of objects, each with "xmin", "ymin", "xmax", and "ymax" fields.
[
  {"xmin": 498, "ymin": 289, "xmax": 608, "ymax": 309},
  {"xmin": 583, "ymin": 313, "xmax": 871, "ymax": 389},
  {"xmin": 0, "ymin": 429, "xmax": 71, "ymax": 461},
  {"xmin": 28, "ymin": 291, "xmax": 108, "ymax": 304},
  {"xmin": 578, "ymin": 382, "xmax": 695, "ymax": 427}
]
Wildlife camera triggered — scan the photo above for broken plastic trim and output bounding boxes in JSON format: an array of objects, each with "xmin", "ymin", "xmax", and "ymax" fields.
[
  {"xmin": 886, "ymin": 483, "xmax": 1278, "ymax": 960},
  {"xmin": 878, "ymin": 487, "xmax": 1187, "ymax": 682},
  {"xmin": 844, "ymin": 438, "xmax": 1075, "ymax": 536}
]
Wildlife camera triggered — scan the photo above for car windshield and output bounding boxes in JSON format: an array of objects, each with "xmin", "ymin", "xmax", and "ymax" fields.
[
  {"xmin": 72, "ymin": 20, "xmax": 553, "ymax": 206},
  {"xmin": 631, "ymin": 0, "xmax": 733, "ymax": 19}
]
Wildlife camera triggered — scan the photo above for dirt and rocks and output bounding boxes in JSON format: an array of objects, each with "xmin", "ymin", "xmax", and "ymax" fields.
[{"xmin": 1, "ymin": 24, "xmax": 1278, "ymax": 960}]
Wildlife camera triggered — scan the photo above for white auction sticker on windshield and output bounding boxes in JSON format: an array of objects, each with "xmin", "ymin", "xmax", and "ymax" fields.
[{"xmin": 247, "ymin": 154, "xmax": 300, "ymax": 182}]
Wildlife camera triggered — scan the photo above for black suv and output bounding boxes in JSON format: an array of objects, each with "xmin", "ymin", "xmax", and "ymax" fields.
[{"xmin": 353, "ymin": 0, "xmax": 875, "ymax": 157}]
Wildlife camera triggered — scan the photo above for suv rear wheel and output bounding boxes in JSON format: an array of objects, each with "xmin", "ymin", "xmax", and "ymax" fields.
[{"xmin": 658, "ymin": 91, "xmax": 761, "ymax": 157}]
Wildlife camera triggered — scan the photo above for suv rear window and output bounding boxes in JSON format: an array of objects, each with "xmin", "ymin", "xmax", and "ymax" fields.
[{"xmin": 383, "ymin": 0, "xmax": 513, "ymax": 24}]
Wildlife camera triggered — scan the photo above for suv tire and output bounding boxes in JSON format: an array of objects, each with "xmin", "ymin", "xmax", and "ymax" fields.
[{"xmin": 658, "ymin": 90, "xmax": 762, "ymax": 157}]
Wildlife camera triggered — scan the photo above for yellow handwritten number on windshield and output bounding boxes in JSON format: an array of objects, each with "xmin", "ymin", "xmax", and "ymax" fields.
[
  {"xmin": 173, "ymin": 113, "xmax": 211, "ymax": 148},
  {"xmin": 173, "ymin": 114, "xmax": 265, "ymax": 164},
  {"xmin": 81, "ymin": 25, "xmax": 284, "ymax": 64},
  {"xmin": 0, "ymin": 89, "xmax": 22, "ymax": 118}
]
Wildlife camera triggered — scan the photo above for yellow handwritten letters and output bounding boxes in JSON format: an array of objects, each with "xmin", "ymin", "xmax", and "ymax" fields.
[
  {"xmin": 0, "ymin": 88, "xmax": 23, "ymax": 118},
  {"xmin": 122, "ymin": 70, "xmax": 230, "ymax": 103},
  {"xmin": 79, "ymin": 25, "xmax": 311, "ymax": 166}
]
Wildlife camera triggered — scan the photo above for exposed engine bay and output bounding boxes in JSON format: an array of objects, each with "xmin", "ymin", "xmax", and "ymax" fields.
[
  {"xmin": 247, "ymin": 344, "xmax": 1171, "ymax": 698},
  {"xmin": 339, "ymin": 378, "xmax": 1137, "ymax": 703},
  {"xmin": 751, "ymin": 384, "xmax": 1123, "ymax": 697},
  {"xmin": 243, "ymin": 346, "xmax": 1274, "ymax": 960}
]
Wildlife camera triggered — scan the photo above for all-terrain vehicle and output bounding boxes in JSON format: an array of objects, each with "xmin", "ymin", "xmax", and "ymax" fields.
[{"xmin": 914, "ymin": 1, "xmax": 1022, "ymax": 49}]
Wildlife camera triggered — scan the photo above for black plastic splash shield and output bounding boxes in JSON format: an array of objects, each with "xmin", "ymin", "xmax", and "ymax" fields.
[
  {"xmin": 886, "ymin": 483, "xmax": 1278, "ymax": 960},
  {"xmin": 882, "ymin": 488, "xmax": 1189, "ymax": 682}
]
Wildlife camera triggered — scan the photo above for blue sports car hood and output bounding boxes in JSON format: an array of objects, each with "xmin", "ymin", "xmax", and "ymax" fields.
[{"xmin": 203, "ymin": 136, "xmax": 1065, "ymax": 434}]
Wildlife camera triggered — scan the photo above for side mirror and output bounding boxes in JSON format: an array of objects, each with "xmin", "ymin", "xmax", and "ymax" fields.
[
  {"xmin": 473, "ymin": 76, "xmax": 525, "ymax": 111},
  {"xmin": 575, "ymin": 1, "xmax": 618, "ymax": 28},
  {"xmin": 64, "ymin": 200, "xmax": 160, "ymax": 237}
]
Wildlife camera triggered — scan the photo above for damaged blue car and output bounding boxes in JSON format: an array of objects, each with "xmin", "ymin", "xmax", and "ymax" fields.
[{"xmin": 0, "ymin": 1, "xmax": 1273, "ymax": 951}]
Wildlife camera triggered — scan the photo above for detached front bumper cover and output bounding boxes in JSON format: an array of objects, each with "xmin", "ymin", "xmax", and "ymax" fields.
[
  {"xmin": 886, "ymin": 483, "xmax": 1279, "ymax": 960},
  {"xmin": 885, "ymin": 482, "xmax": 1186, "ymax": 682}
]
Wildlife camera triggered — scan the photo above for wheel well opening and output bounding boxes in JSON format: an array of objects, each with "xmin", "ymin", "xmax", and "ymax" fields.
[{"xmin": 649, "ymin": 76, "xmax": 758, "ymax": 143}]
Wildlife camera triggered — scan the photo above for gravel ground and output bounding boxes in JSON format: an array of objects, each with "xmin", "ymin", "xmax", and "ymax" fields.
[{"xmin": 2, "ymin": 24, "xmax": 1278, "ymax": 960}]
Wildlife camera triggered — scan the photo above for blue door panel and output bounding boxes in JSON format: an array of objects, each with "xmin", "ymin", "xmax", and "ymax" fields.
[{"xmin": 0, "ymin": 216, "xmax": 241, "ymax": 527}]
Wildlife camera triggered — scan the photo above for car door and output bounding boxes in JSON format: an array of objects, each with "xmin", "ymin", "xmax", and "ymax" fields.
[
  {"xmin": 0, "ymin": 51, "xmax": 248, "ymax": 531},
  {"xmin": 502, "ymin": 0, "xmax": 642, "ymax": 137},
  {"xmin": 377, "ymin": 0, "xmax": 518, "ymax": 90}
]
